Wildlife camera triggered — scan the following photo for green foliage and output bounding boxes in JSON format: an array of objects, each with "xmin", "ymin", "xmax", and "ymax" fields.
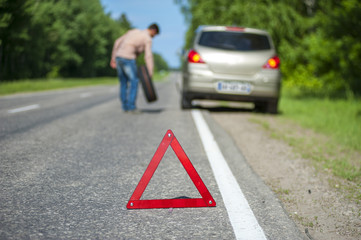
[
  {"xmin": 153, "ymin": 53, "xmax": 169, "ymax": 72},
  {"xmin": 136, "ymin": 52, "xmax": 169, "ymax": 72},
  {"xmin": 278, "ymin": 92, "xmax": 361, "ymax": 182},
  {"xmin": 0, "ymin": 0, "xmax": 168, "ymax": 81},
  {"xmin": 282, "ymin": 0, "xmax": 361, "ymax": 97},
  {"xmin": 0, "ymin": 0, "xmax": 158, "ymax": 80},
  {"xmin": 177, "ymin": 0, "xmax": 309, "ymax": 49},
  {"xmin": 0, "ymin": 0, "xmax": 35, "ymax": 79},
  {"xmin": 176, "ymin": 0, "xmax": 361, "ymax": 97},
  {"xmin": 116, "ymin": 13, "xmax": 133, "ymax": 33},
  {"xmin": 280, "ymin": 94, "xmax": 361, "ymax": 152}
]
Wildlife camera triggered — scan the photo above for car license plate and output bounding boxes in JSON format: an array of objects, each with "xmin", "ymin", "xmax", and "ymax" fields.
[{"xmin": 216, "ymin": 81, "xmax": 252, "ymax": 94}]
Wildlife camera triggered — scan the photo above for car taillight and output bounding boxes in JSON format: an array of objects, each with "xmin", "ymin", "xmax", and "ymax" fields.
[
  {"xmin": 263, "ymin": 56, "xmax": 280, "ymax": 69},
  {"xmin": 188, "ymin": 49, "xmax": 205, "ymax": 63}
]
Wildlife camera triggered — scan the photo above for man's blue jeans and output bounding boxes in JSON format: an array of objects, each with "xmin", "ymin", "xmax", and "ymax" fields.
[{"xmin": 115, "ymin": 57, "xmax": 139, "ymax": 111}]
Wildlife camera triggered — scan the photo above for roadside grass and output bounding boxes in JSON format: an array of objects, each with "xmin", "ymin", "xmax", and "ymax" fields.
[
  {"xmin": 279, "ymin": 86, "xmax": 361, "ymax": 183},
  {"xmin": 0, "ymin": 77, "xmax": 117, "ymax": 96},
  {"xmin": 279, "ymin": 94, "xmax": 361, "ymax": 152},
  {"xmin": 0, "ymin": 71, "xmax": 168, "ymax": 96},
  {"xmin": 250, "ymin": 87, "xmax": 361, "ymax": 201}
]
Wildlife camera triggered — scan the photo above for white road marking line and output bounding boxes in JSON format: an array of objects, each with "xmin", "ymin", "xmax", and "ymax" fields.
[
  {"xmin": 191, "ymin": 110, "xmax": 266, "ymax": 240},
  {"xmin": 80, "ymin": 92, "xmax": 93, "ymax": 98},
  {"xmin": 8, "ymin": 104, "xmax": 40, "ymax": 114}
]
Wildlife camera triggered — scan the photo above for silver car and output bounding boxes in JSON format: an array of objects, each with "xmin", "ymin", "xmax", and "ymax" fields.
[{"xmin": 181, "ymin": 25, "xmax": 281, "ymax": 113}]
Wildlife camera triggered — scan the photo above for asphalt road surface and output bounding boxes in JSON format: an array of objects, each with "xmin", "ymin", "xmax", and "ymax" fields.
[{"xmin": 0, "ymin": 73, "xmax": 304, "ymax": 239}]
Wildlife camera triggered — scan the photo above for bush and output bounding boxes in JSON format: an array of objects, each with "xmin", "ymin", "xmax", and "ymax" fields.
[{"xmin": 177, "ymin": 0, "xmax": 361, "ymax": 98}]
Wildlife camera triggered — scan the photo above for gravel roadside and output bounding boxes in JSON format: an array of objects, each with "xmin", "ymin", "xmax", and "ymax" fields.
[{"xmin": 211, "ymin": 112, "xmax": 361, "ymax": 240}]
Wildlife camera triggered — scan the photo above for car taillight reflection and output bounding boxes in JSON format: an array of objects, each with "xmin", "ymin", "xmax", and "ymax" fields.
[
  {"xmin": 263, "ymin": 56, "xmax": 280, "ymax": 69},
  {"xmin": 188, "ymin": 49, "xmax": 205, "ymax": 63}
]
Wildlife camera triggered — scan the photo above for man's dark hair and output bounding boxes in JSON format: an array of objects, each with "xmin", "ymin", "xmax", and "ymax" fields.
[{"xmin": 148, "ymin": 23, "xmax": 160, "ymax": 35}]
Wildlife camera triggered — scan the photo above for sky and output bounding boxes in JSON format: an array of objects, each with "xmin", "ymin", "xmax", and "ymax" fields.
[{"xmin": 100, "ymin": 0, "xmax": 188, "ymax": 68}]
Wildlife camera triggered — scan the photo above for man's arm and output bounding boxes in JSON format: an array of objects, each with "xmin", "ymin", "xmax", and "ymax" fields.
[
  {"xmin": 110, "ymin": 35, "xmax": 125, "ymax": 69},
  {"xmin": 144, "ymin": 39, "xmax": 154, "ymax": 76}
]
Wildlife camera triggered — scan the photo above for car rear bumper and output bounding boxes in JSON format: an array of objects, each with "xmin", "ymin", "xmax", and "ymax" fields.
[
  {"xmin": 182, "ymin": 68, "xmax": 281, "ymax": 101},
  {"xmin": 183, "ymin": 91, "xmax": 279, "ymax": 104}
]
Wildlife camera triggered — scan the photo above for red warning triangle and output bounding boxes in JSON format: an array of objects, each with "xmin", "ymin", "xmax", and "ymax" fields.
[{"xmin": 127, "ymin": 129, "xmax": 216, "ymax": 209}]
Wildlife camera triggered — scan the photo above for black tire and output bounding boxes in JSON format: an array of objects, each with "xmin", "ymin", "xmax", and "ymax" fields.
[
  {"xmin": 255, "ymin": 100, "xmax": 278, "ymax": 114},
  {"xmin": 137, "ymin": 65, "xmax": 157, "ymax": 102},
  {"xmin": 181, "ymin": 92, "xmax": 192, "ymax": 109},
  {"xmin": 254, "ymin": 102, "xmax": 266, "ymax": 113},
  {"xmin": 266, "ymin": 99, "xmax": 278, "ymax": 114}
]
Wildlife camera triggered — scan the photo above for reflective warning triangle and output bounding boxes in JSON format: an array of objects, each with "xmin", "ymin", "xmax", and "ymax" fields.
[{"xmin": 127, "ymin": 129, "xmax": 216, "ymax": 209}]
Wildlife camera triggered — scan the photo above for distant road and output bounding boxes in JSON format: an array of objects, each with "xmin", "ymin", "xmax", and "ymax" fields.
[
  {"xmin": 0, "ymin": 85, "xmax": 117, "ymax": 141},
  {"xmin": 0, "ymin": 73, "xmax": 303, "ymax": 239}
]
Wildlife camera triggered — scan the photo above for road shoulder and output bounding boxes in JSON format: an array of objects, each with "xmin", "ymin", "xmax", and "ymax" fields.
[
  {"xmin": 210, "ymin": 112, "xmax": 361, "ymax": 240},
  {"xmin": 200, "ymin": 110, "xmax": 305, "ymax": 240}
]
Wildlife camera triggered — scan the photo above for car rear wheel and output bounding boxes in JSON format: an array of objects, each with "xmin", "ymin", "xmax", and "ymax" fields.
[
  {"xmin": 255, "ymin": 100, "xmax": 278, "ymax": 114},
  {"xmin": 181, "ymin": 92, "xmax": 192, "ymax": 109},
  {"xmin": 266, "ymin": 100, "xmax": 278, "ymax": 114}
]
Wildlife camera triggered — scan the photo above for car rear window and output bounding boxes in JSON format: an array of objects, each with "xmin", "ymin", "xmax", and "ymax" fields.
[{"xmin": 198, "ymin": 31, "xmax": 271, "ymax": 51}]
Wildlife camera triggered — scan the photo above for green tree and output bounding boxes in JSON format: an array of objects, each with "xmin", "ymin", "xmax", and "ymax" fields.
[
  {"xmin": 136, "ymin": 52, "xmax": 169, "ymax": 72},
  {"xmin": 176, "ymin": 0, "xmax": 361, "ymax": 96},
  {"xmin": 154, "ymin": 53, "xmax": 169, "ymax": 72},
  {"xmin": 284, "ymin": 0, "xmax": 361, "ymax": 97},
  {"xmin": 177, "ymin": 0, "xmax": 309, "ymax": 64},
  {"xmin": 0, "ymin": 0, "xmax": 35, "ymax": 80},
  {"xmin": 0, "ymin": 0, "xmax": 133, "ymax": 80},
  {"xmin": 116, "ymin": 13, "xmax": 133, "ymax": 32}
]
